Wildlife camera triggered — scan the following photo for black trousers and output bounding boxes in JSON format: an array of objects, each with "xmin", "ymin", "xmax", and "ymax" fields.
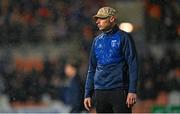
[{"xmin": 95, "ymin": 89, "xmax": 131, "ymax": 113}]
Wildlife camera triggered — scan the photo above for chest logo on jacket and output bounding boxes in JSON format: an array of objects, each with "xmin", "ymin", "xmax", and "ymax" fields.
[{"xmin": 111, "ymin": 40, "xmax": 117, "ymax": 47}]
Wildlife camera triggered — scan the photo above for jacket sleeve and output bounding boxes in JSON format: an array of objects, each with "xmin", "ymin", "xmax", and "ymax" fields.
[
  {"xmin": 123, "ymin": 32, "xmax": 138, "ymax": 93},
  {"xmin": 84, "ymin": 40, "xmax": 97, "ymax": 98}
]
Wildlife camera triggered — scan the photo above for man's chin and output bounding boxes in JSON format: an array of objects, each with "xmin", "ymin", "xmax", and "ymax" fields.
[{"xmin": 98, "ymin": 28, "xmax": 104, "ymax": 31}]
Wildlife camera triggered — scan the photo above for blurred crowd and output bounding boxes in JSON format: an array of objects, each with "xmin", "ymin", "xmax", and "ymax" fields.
[
  {"xmin": 0, "ymin": 0, "xmax": 106, "ymax": 49},
  {"xmin": 140, "ymin": 0, "xmax": 180, "ymax": 98},
  {"xmin": 0, "ymin": 0, "xmax": 179, "ymax": 113},
  {"xmin": 144, "ymin": 0, "xmax": 179, "ymax": 43},
  {"xmin": 0, "ymin": 0, "xmax": 107, "ymax": 112},
  {"xmin": 135, "ymin": 0, "xmax": 180, "ymax": 112}
]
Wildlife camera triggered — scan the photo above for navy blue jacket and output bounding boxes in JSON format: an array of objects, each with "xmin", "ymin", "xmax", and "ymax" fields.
[{"xmin": 85, "ymin": 25, "xmax": 138, "ymax": 98}]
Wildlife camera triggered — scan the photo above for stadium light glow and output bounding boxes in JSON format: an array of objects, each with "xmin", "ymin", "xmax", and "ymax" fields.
[{"xmin": 119, "ymin": 22, "xmax": 134, "ymax": 33}]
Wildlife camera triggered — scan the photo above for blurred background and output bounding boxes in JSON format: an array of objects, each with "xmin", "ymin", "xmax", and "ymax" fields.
[{"xmin": 0, "ymin": 0, "xmax": 179, "ymax": 113}]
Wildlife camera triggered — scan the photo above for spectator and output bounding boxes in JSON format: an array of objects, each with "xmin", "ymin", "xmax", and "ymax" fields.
[{"xmin": 62, "ymin": 59, "xmax": 84, "ymax": 113}]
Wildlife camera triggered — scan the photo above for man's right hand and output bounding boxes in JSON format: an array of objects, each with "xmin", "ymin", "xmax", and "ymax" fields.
[{"xmin": 84, "ymin": 97, "xmax": 92, "ymax": 111}]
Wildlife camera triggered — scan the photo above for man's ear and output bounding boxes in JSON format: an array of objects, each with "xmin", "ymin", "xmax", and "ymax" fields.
[{"xmin": 110, "ymin": 16, "xmax": 116, "ymax": 22}]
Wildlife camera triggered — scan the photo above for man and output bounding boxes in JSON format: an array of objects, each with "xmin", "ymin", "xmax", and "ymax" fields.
[
  {"xmin": 84, "ymin": 7, "xmax": 138, "ymax": 113},
  {"xmin": 63, "ymin": 60, "xmax": 83, "ymax": 112}
]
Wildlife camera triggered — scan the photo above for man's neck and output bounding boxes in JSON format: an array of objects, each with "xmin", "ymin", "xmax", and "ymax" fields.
[{"xmin": 103, "ymin": 24, "xmax": 116, "ymax": 33}]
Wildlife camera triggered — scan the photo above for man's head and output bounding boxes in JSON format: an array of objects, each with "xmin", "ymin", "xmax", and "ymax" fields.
[{"xmin": 93, "ymin": 7, "xmax": 117, "ymax": 31}]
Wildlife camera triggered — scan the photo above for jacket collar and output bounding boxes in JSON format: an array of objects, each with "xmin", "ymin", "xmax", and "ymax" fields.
[{"xmin": 103, "ymin": 25, "xmax": 119, "ymax": 35}]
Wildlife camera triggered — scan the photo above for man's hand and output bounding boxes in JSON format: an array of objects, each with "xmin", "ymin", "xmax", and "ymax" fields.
[
  {"xmin": 126, "ymin": 93, "xmax": 137, "ymax": 108},
  {"xmin": 84, "ymin": 97, "xmax": 92, "ymax": 111}
]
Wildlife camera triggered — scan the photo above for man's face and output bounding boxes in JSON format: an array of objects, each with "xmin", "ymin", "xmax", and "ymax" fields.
[
  {"xmin": 96, "ymin": 17, "xmax": 111, "ymax": 31},
  {"xmin": 95, "ymin": 16, "xmax": 115, "ymax": 31}
]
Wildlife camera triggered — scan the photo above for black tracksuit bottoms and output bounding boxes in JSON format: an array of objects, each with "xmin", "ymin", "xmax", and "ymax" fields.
[{"xmin": 95, "ymin": 89, "xmax": 132, "ymax": 113}]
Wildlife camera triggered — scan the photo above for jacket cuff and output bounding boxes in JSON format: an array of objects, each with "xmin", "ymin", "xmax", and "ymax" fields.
[{"xmin": 84, "ymin": 90, "xmax": 93, "ymax": 98}]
